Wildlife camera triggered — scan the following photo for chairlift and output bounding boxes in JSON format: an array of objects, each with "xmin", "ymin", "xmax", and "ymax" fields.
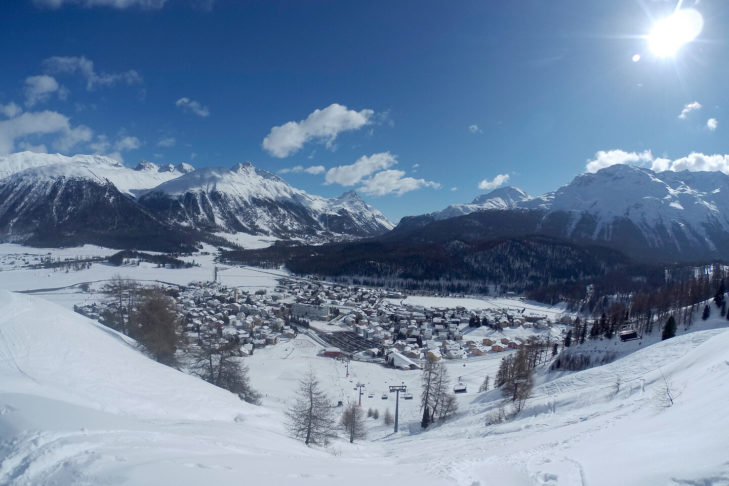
[
  {"xmin": 381, "ymin": 393, "xmax": 388, "ymax": 400},
  {"xmin": 618, "ymin": 327, "xmax": 639, "ymax": 342},
  {"xmin": 453, "ymin": 383, "xmax": 467, "ymax": 394},
  {"xmin": 403, "ymin": 392, "xmax": 414, "ymax": 400}
]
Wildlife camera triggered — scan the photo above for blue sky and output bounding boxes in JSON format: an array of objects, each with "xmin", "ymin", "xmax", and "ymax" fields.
[{"xmin": 1, "ymin": 0, "xmax": 727, "ymax": 221}]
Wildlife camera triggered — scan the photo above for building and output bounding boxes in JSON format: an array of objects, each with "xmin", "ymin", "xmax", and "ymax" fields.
[{"xmin": 291, "ymin": 302, "xmax": 331, "ymax": 320}]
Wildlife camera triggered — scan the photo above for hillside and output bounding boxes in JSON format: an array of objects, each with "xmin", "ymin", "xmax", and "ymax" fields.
[
  {"xmin": 1, "ymin": 290, "xmax": 728, "ymax": 485},
  {"xmin": 0, "ymin": 290, "xmax": 443, "ymax": 485}
]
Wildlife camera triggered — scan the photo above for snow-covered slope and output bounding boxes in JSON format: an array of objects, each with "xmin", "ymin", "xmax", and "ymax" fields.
[
  {"xmin": 138, "ymin": 163, "xmax": 393, "ymax": 240},
  {"xmin": 421, "ymin": 165, "xmax": 729, "ymax": 261},
  {"xmin": 432, "ymin": 186, "xmax": 532, "ymax": 220},
  {"xmin": 2, "ymin": 289, "xmax": 728, "ymax": 485},
  {"xmin": 0, "ymin": 152, "xmax": 193, "ymax": 196},
  {"xmin": 0, "ymin": 291, "xmax": 442, "ymax": 485},
  {"xmin": 403, "ymin": 324, "xmax": 729, "ymax": 485}
]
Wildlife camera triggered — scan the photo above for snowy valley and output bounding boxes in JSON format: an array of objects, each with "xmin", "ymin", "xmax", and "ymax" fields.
[{"xmin": 0, "ymin": 242, "xmax": 728, "ymax": 485}]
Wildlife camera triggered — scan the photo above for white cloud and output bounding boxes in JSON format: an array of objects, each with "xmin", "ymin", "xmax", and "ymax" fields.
[
  {"xmin": 24, "ymin": 75, "xmax": 66, "ymax": 107},
  {"xmin": 175, "ymin": 97, "xmax": 210, "ymax": 117},
  {"xmin": 279, "ymin": 165, "xmax": 325, "ymax": 175},
  {"xmin": 478, "ymin": 173, "xmax": 510, "ymax": 191},
  {"xmin": 450, "ymin": 186, "xmax": 458, "ymax": 191},
  {"xmin": 0, "ymin": 110, "xmax": 91, "ymax": 155},
  {"xmin": 358, "ymin": 170, "xmax": 440, "ymax": 196},
  {"xmin": 86, "ymin": 134, "xmax": 139, "ymax": 161},
  {"xmin": 325, "ymin": 152, "xmax": 397, "ymax": 186},
  {"xmin": 262, "ymin": 103, "xmax": 374, "ymax": 158},
  {"xmin": 43, "ymin": 56, "xmax": 142, "ymax": 90},
  {"xmin": 54, "ymin": 125, "xmax": 93, "ymax": 151},
  {"xmin": 585, "ymin": 149, "xmax": 654, "ymax": 173},
  {"xmin": 585, "ymin": 148, "xmax": 729, "ymax": 175},
  {"xmin": 157, "ymin": 136, "xmax": 176, "ymax": 147},
  {"xmin": 657, "ymin": 152, "xmax": 729, "ymax": 174},
  {"xmin": 678, "ymin": 101, "xmax": 702, "ymax": 119},
  {"xmin": 33, "ymin": 0, "xmax": 167, "ymax": 9},
  {"xmin": 468, "ymin": 124, "xmax": 482, "ymax": 134},
  {"xmin": 18, "ymin": 141, "xmax": 48, "ymax": 153},
  {"xmin": 707, "ymin": 118, "xmax": 718, "ymax": 131},
  {"xmin": 89, "ymin": 134, "xmax": 111, "ymax": 154},
  {"xmin": 114, "ymin": 136, "xmax": 141, "ymax": 151},
  {"xmin": 0, "ymin": 102, "xmax": 22, "ymax": 118}
]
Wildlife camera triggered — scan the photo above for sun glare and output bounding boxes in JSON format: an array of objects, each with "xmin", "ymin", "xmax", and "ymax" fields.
[{"xmin": 648, "ymin": 8, "xmax": 704, "ymax": 58}]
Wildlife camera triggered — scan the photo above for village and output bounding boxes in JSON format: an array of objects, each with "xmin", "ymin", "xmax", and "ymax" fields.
[{"xmin": 74, "ymin": 274, "xmax": 566, "ymax": 372}]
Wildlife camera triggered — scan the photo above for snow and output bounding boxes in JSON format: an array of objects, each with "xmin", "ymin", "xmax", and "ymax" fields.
[
  {"xmin": 144, "ymin": 163, "xmax": 394, "ymax": 232},
  {"xmin": 0, "ymin": 291, "xmax": 446, "ymax": 485},
  {"xmin": 0, "ymin": 243, "xmax": 285, "ymax": 310},
  {"xmin": 0, "ymin": 152, "xmax": 192, "ymax": 196},
  {"xmin": 428, "ymin": 164, "xmax": 729, "ymax": 254},
  {"xmin": 388, "ymin": 295, "xmax": 567, "ymax": 320},
  {"xmin": 433, "ymin": 186, "xmax": 532, "ymax": 220},
  {"xmin": 1, "ymin": 288, "xmax": 729, "ymax": 484}
]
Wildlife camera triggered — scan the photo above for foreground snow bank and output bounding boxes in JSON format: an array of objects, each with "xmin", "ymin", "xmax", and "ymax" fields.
[{"xmin": 0, "ymin": 291, "xmax": 446, "ymax": 486}]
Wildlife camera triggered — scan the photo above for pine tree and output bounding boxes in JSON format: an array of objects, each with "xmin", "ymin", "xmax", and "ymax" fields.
[
  {"xmin": 702, "ymin": 304, "xmax": 711, "ymax": 321},
  {"xmin": 341, "ymin": 403, "xmax": 366, "ymax": 443},
  {"xmin": 131, "ymin": 287, "xmax": 179, "ymax": 366},
  {"xmin": 384, "ymin": 408, "xmax": 394, "ymax": 425},
  {"xmin": 714, "ymin": 280, "xmax": 726, "ymax": 308},
  {"xmin": 564, "ymin": 330, "xmax": 572, "ymax": 348},
  {"xmin": 189, "ymin": 335, "xmax": 261, "ymax": 404},
  {"xmin": 479, "ymin": 375, "xmax": 490, "ymax": 392},
  {"xmin": 662, "ymin": 315, "xmax": 677, "ymax": 341},
  {"xmin": 286, "ymin": 370, "xmax": 335, "ymax": 446},
  {"xmin": 421, "ymin": 404, "xmax": 431, "ymax": 429}
]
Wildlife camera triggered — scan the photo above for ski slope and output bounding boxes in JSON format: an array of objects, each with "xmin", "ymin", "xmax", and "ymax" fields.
[{"xmin": 1, "ymin": 290, "xmax": 728, "ymax": 485}]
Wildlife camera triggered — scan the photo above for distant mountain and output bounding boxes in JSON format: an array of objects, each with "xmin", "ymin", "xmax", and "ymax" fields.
[
  {"xmin": 0, "ymin": 152, "xmax": 392, "ymax": 249},
  {"xmin": 434, "ymin": 186, "xmax": 532, "ymax": 220},
  {"xmin": 0, "ymin": 152, "xmax": 193, "ymax": 196},
  {"xmin": 138, "ymin": 163, "xmax": 393, "ymax": 240},
  {"xmin": 399, "ymin": 165, "xmax": 729, "ymax": 262},
  {"xmin": 0, "ymin": 164, "xmax": 197, "ymax": 251}
]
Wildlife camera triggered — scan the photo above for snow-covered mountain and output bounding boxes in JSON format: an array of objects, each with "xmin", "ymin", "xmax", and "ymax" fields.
[
  {"xmin": 0, "ymin": 152, "xmax": 392, "ymax": 249},
  {"xmin": 0, "ymin": 152, "xmax": 193, "ymax": 196},
  {"xmin": 431, "ymin": 186, "xmax": 532, "ymax": 220},
  {"xmin": 0, "ymin": 164, "xmax": 196, "ymax": 250},
  {"xmin": 418, "ymin": 164, "xmax": 729, "ymax": 262},
  {"xmin": 138, "ymin": 162, "xmax": 393, "ymax": 240}
]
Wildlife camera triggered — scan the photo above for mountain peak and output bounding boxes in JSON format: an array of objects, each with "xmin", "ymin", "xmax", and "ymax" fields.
[
  {"xmin": 176, "ymin": 162, "xmax": 195, "ymax": 174},
  {"xmin": 134, "ymin": 161, "xmax": 160, "ymax": 172},
  {"xmin": 471, "ymin": 186, "xmax": 530, "ymax": 205},
  {"xmin": 231, "ymin": 161, "xmax": 254, "ymax": 172},
  {"xmin": 337, "ymin": 190, "xmax": 363, "ymax": 201}
]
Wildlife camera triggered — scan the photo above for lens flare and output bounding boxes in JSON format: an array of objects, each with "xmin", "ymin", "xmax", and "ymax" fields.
[{"xmin": 648, "ymin": 8, "xmax": 703, "ymax": 58}]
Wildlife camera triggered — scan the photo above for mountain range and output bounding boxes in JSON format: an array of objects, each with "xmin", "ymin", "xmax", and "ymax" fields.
[
  {"xmin": 400, "ymin": 164, "xmax": 729, "ymax": 263},
  {"xmin": 0, "ymin": 152, "xmax": 393, "ymax": 251},
  {"xmin": 3, "ymin": 152, "xmax": 729, "ymax": 264}
]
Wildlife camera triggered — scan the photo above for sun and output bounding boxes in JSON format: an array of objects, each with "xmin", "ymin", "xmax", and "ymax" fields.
[
  {"xmin": 648, "ymin": 8, "xmax": 703, "ymax": 58},
  {"xmin": 648, "ymin": 8, "xmax": 704, "ymax": 58}
]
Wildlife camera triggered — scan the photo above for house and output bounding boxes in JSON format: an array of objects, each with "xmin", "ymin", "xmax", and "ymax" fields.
[
  {"xmin": 321, "ymin": 347, "xmax": 342, "ymax": 358},
  {"xmin": 387, "ymin": 350, "xmax": 421, "ymax": 370}
]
